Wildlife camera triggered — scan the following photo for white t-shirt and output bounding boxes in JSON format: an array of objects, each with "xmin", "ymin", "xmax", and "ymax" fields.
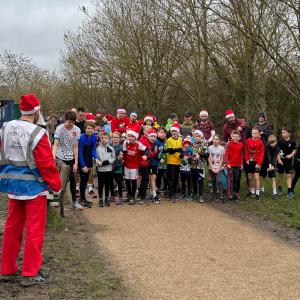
[
  {"xmin": 54, "ymin": 124, "xmax": 80, "ymax": 160},
  {"xmin": 208, "ymin": 145, "xmax": 224, "ymax": 171}
]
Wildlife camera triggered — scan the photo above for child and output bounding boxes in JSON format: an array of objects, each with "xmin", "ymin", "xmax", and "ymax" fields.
[
  {"xmin": 264, "ymin": 135, "xmax": 281, "ymax": 198},
  {"xmin": 277, "ymin": 127, "xmax": 297, "ymax": 198},
  {"xmin": 52, "ymin": 110, "xmax": 83, "ymax": 210},
  {"xmin": 291, "ymin": 144, "xmax": 300, "ymax": 196},
  {"xmin": 180, "ymin": 137, "xmax": 193, "ymax": 200},
  {"xmin": 110, "ymin": 131, "xmax": 124, "ymax": 205},
  {"xmin": 138, "ymin": 129, "xmax": 158, "ymax": 205},
  {"xmin": 166, "ymin": 123, "xmax": 182, "ymax": 202},
  {"xmin": 156, "ymin": 127, "xmax": 168, "ymax": 197},
  {"xmin": 191, "ymin": 130, "xmax": 209, "ymax": 203},
  {"xmin": 208, "ymin": 135, "xmax": 225, "ymax": 201},
  {"xmin": 245, "ymin": 127, "xmax": 264, "ymax": 200},
  {"xmin": 225, "ymin": 130, "xmax": 243, "ymax": 200},
  {"xmin": 78, "ymin": 121, "xmax": 98, "ymax": 208},
  {"xmin": 123, "ymin": 128, "xmax": 147, "ymax": 205},
  {"xmin": 197, "ymin": 110, "xmax": 215, "ymax": 145},
  {"xmin": 96, "ymin": 132, "xmax": 115, "ymax": 207}
]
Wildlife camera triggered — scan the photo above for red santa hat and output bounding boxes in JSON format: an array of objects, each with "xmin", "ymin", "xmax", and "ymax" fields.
[
  {"xmin": 105, "ymin": 114, "xmax": 114, "ymax": 121},
  {"xmin": 147, "ymin": 129, "xmax": 157, "ymax": 137},
  {"xmin": 126, "ymin": 126, "xmax": 139, "ymax": 139},
  {"xmin": 96, "ymin": 111, "xmax": 101, "ymax": 116},
  {"xmin": 117, "ymin": 108, "xmax": 126, "ymax": 114},
  {"xmin": 183, "ymin": 136, "xmax": 191, "ymax": 145},
  {"xmin": 225, "ymin": 109, "xmax": 235, "ymax": 119},
  {"xmin": 86, "ymin": 113, "xmax": 96, "ymax": 122},
  {"xmin": 144, "ymin": 114, "xmax": 154, "ymax": 122},
  {"xmin": 170, "ymin": 123, "xmax": 180, "ymax": 133},
  {"xmin": 20, "ymin": 94, "xmax": 41, "ymax": 115},
  {"xmin": 199, "ymin": 110, "xmax": 208, "ymax": 117}
]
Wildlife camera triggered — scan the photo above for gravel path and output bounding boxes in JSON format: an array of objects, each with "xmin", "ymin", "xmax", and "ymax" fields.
[{"xmin": 84, "ymin": 200, "xmax": 300, "ymax": 299}]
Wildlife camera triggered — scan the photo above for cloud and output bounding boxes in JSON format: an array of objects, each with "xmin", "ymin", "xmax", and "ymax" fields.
[{"xmin": 0, "ymin": 0, "xmax": 93, "ymax": 71}]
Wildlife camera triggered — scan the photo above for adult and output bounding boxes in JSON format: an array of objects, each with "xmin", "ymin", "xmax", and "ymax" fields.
[
  {"xmin": 196, "ymin": 110, "xmax": 215, "ymax": 144},
  {"xmin": 222, "ymin": 109, "xmax": 246, "ymax": 144},
  {"xmin": 46, "ymin": 114, "xmax": 58, "ymax": 144},
  {"xmin": 181, "ymin": 112, "xmax": 194, "ymax": 138},
  {"xmin": 0, "ymin": 94, "xmax": 62, "ymax": 286},
  {"xmin": 95, "ymin": 112, "xmax": 102, "ymax": 127},
  {"xmin": 75, "ymin": 107, "xmax": 86, "ymax": 134},
  {"xmin": 128, "ymin": 112, "xmax": 142, "ymax": 132},
  {"xmin": 254, "ymin": 112, "xmax": 272, "ymax": 145},
  {"xmin": 110, "ymin": 108, "xmax": 130, "ymax": 134}
]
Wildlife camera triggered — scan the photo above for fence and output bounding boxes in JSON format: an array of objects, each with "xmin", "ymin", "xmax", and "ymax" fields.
[{"xmin": 0, "ymin": 100, "xmax": 14, "ymax": 128}]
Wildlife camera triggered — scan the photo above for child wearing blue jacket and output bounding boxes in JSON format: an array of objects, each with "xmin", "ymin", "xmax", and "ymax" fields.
[
  {"xmin": 78, "ymin": 121, "xmax": 98, "ymax": 208},
  {"xmin": 180, "ymin": 137, "xmax": 193, "ymax": 200}
]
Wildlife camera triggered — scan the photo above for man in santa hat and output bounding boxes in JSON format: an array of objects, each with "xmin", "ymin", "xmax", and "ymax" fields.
[
  {"xmin": 110, "ymin": 108, "xmax": 130, "ymax": 134},
  {"xmin": 222, "ymin": 109, "xmax": 246, "ymax": 144},
  {"xmin": 0, "ymin": 94, "xmax": 62, "ymax": 286}
]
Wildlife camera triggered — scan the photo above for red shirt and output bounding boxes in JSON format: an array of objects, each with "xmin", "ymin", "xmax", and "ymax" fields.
[
  {"xmin": 245, "ymin": 138, "xmax": 264, "ymax": 166},
  {"xmin": 34, "ymin": 134, "xmax": 62, "ymax": 193},
  {"xmin": 198, "ymin": 121, "xmax": 215, "ymax": 140},
  {"xmin": 111, "ymin": 116, "xmax": 130, "ymax": 134},
  {"xmin": 139, "ymin": 135, "xmax": 157, "ymax": 167},
  {"xmin": 225, "ymin": 140, "xmax": 244, "ymax": 167},
  {"xmin": 123, "ymin": 140, "xmax": 146, "ymax": 169}
]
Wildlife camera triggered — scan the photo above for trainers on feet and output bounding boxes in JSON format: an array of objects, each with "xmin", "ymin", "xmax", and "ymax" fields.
[
  {"xmin": 277, "ymin": 187, "xmax": 282, "ymax": 195},
  {"xmin": 72, "ymin": 201, "xmax": 84, "ymax": 210},
  {"xmin": 255, "ymin": 194, "xmax": 260, "ymax": 200},
  {"xmin": 105, "ymin": 197, "xmax": 111, "ymax": 207},
  {"xmin": 116, "ymin": 198, "xmax": 123, "ymax": 205},
  {"xmin": 20, "ymin": 273, "xmax": 47, "ymax": 287},
  {"xmin": 169, "ymin": 196, "xmax": 176, "ymax": 203},
  {"xmin": 139, "ymin": 199, "xmax": 149, "ymax": 206},
  {"xmin": 129, "ymin": 198, "xmax": 136, "ymax": 205},
  {"xmin": 0, "ymin": 270, "xmax": 22, "ymax": 282},
  {"xmin": 199, "ymin": 196, "xmax": 205, "ymax": 203},
  {"xmin": 287, "ymin": 191, "xmax": 295, "ymax": 198},
  {"xmin": 79, "ymin": 200, "xmax": 92, "ymax": 208},
  {"xmin": 272, "ymin": 193, "xmax": 279, "ymax": 199},
  {"xmin": 153, "ymin": 196, "xmax": 160, "ymax": 204},
  {"xmin": 99, "ymin": 200, "xmax": 104, "ymax": 207},
  {"xmin": 88, "ymin": 191, "xmax": 97, "ymax": 199}
]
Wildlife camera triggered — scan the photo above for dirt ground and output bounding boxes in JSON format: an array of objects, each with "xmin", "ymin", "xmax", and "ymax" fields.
[
  {"xmin": 83, "ymin": 199, "xmax": 300, "ymax": 299},
  {"xmin": 0, "ymin": 194, "xmax": 125, "ymax": 300}
]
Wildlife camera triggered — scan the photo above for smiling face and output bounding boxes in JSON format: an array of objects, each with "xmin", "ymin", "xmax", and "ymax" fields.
[
  {"xmin": 130, "ymin": 115, "xmax": 137, "ymax": 122},
  {"xmin": 85, "ymin": 125, "xmax": 94, "ymax": 136},
  {"xmin": 157, "ymin": 129, "xmax": 166, "ymax": 140},
  {"xmin": 65, "ymin": 120, "xmax": 75, "ymax": 129},
  {"xmin": 194, "ymin": 133, "xmax": 203, "ymax": 143},
  {"xmin": 213, "ymin": 135, "xmax": 220, "ymax": 146},
  {"xmin": 251, "ymin": 128, "xmax": 260, "ymax": 140},
  {"xmin": 127, "ymin": 134, "xmax": 136, "ymax": 143},
  {"xmin": 112, "ymin": 133, "xmax": 121, "ymax": 145},
  {"xmin": 148, "ymin": 134, "xmax": 157, "ymax": 143},
  {"xmin": 171, "ymin": 130, "xmax": 179, "ymax": 139},
  {"xmin": 117, "ymin": 111, "xmax": 125, "ymax": 119}
]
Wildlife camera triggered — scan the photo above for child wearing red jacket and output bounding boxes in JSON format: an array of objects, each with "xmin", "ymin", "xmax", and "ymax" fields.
[
  {"xmin": 138, "ymin": 129, "xmax": 158, "ymax": 205},
  {"xmin": 245, "ymin": 127, "xmax": 265, "ymax": 199},
  {"xmin": 225, "ymin": 130, "xmax": 243, "ymax": 200},
  {"xmin": 123, "ymin": 127, "xmax": 147, "ymax": 205}
]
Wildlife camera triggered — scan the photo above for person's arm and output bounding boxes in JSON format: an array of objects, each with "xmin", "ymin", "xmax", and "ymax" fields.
[
  {"xmin": 225, "ymin": 143, "xmax": 231, "ymax": 167},
  {"xmin": 52, "ymin": 139, "xmax": 58, "ymax": 159},
  {"xmin": 78, "ymin": 136, "xmax": 86, "ymax": 168},
  {"xmin": 92, "ymin": 135, "xmax": 97, "ymax": 161},
  {"xmin": 257, "ymin": 142, "xmax": 265, "ymax": 166},
  {"xmin": 73, "ymin": 141, "xmax": 79, "ymax": 172},
  {"xmin": 244, "ymin": 141, "xmax": 250, "ymax": 163},
  {"xmin": 108, "ymin": 147, "xmax": 115, "ymax": 164},
  {"xmin": 222, "ymin": 125, "xmax": 228, "ymax": 143},
  {"xmin": 34, "ymin": 134, "xmax": 62, "ymax": 193},
  {"xmin": 208, "ymin": 151, "xmax": 213, "ymax": 168}
]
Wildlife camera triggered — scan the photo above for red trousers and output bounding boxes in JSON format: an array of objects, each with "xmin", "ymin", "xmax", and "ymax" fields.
[{"xmin": 1, "ymin": 195, "xmax": 47, "ymax": 277}]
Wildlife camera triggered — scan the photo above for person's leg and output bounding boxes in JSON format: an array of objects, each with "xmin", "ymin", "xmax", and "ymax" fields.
[
  {"xmin": 125, "ymin": 179, "xmax": 132, "ymax": 197},
  {"xmin": 181, "ymin": 172, "xmax": 186, "ymax": 195},
  {"xmin": 139, "ymin": 167, "xmax": 149, "ymax": 199},
  {"xmin": 187, "ymin": 174, "xmax": 192, "ymax": 195},
  {"xmin": 87, "ymin": 168, "xmax": 94, "ymax": 193},
  {"xmin": 116, "ymin": 173, "xmax": 123, "ymax": 198},
  {"xmin": 217, "ymin": 172, "xmax": 223, "ymax": 197},
  {"xmin": 167, "ymin": 165, "xmax": 175, "ymax": 198},
  {"xmin": 22, "ymin": 196, "xmax": 47, "ymax": 277},
  {"xmin": 1, "ymin": 200, "xmax": 25, "ymax": 275},
  {"xmin": 131, "ymin": 179, "xmax": 137, "ymax": 198},
  {"xmin": 79, "ymin": 170, "xmax": 90, "ymax": 202},
  {"xmin": 291, "ymin": 172, "xmax": 300, "ymax": 192},
  {"xmin": 198, "ymin": 180, "xmax": 204, "ymax": 197},
  {"xmin": 173, "ymin": 165, "xmax": 180, "ymax": 195},
  {"xmin": 248, "ymin": 173, "xmax": 254, "ymax": 195},
  {"xmin": 235, "ymin": 167, "xmax": 242, "ymax": 194},
  {"xmin": 97, "ymin": 172, "xmax": 104, "ymax": 206},
  {"xmin": 210, "ymin": 171, "xmax": 217, "ymax": 194},
  {"xmin": 110, "ymin": 172, "xmax": 115, "ymax": 197},
  {"xmin": 64, "ymin": 160, "xmax": 77, "ymax": 203},
  {"xmin": 162, "ymin": 170, "xmax": 168, "ymax": 194},
  {"xmin": 286, "ymin": 174, "xmax": 292, "ymax": 189},
  {"xmin": 156, "ymin": 169, "xmax": 162, "ymax": 190},
  {"xmin": 271, "ymin": 178, "xmax": 277, "ymax": 196},
  {"xmin": 191, "ymin": 169, "xmax": 198, "ymax": 195},
  {"xmin": 104, "ymin": 172, "xmax": 111, "ymax": 198},
  {"xmin": 150, "ymin": 174, "xmax": 157, "ymax": 198},
  {"xmin": 254, "ymin": 173, "xmax": 260, "ymax": 197}
]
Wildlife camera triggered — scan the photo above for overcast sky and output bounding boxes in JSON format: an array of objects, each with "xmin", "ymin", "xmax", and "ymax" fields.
[{"xmin": 0, "ymin": 0, "xmax": 93, "ymax": 71}]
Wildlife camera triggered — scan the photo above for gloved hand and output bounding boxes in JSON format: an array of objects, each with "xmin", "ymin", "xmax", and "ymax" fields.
[{"xmin": 102, "ymin": 160, "xmax": 110, "ymax": 166}]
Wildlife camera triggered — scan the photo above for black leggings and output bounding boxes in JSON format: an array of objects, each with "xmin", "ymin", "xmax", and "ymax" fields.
[
  {"xmin": 97, "ymin": 171, "xmax": 112, "ymax": 199},
  {"xmin": 229, "ymin": 167, "xmax": 241, "ymax": 194},
  {"xmin": 167, "ymin": 164, "xmax": 180, "ymax": 197},
  {"xmin": 156, "ymin": 169, "xmax": 168, "ymax": 192},
  {"xmin": 181, "ymin": 172, "xmax": 192, "ymax": 194},
  {"xmin": 61, "ymin": 159, "xmax": 76, "ymax": 203},
  {"xmin": 291, "ymin": 171, "xmax": 300, "ymax": 192},
  {"xmin": 79, "ymin": 169, "xmax": 91, "ymax": 201},
  {"xmin": 125, "ymin": 179, "xmax": 137, "ymax": 198},
  {"xmin": 110, "ymin": 173, "xmax": 123, "ymax": 197},
  {"xmin": 139, "ymin": 167, "xmax": 149, "ymax": 199}
]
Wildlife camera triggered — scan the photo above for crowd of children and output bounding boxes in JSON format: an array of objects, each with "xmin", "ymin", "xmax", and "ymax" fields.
[{"xmin": 49, "ymin": 108, "xmax": 300, "ymax": 210}]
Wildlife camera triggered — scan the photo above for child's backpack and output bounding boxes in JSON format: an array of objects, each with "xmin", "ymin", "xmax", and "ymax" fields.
[{"xmin": 221, "ymin": 169, "xmax": 228, "ymax": 191}]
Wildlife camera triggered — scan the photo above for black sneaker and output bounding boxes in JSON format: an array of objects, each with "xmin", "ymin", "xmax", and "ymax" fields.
[
  {"xmin": 272, "ymin": 193, "xmax": 279, "ymax": 199},
  {"xmin": 0, "ymin": 270, "xmax": 22, "ymax": 282},
  {"xmin": 153, "ymin": 196, "xmax": 160, "ymax": 204},
  {"xmin": 105, "ymin": 197, "xmax": 110, "ymax": 207},
  {"xmin": 255, "ymin": 194, "xmax": 260, "ymax": 201},
  {"xmin": 169, "ymin": 196, "xmax": 176, "ymax": 203},
  {"xmin": 99, "ymin": 200, "xmax": 104, "ymax": 207},
  {"xmin": 246, "ymin": 192, "xmax": 255, "ymax": 198}
]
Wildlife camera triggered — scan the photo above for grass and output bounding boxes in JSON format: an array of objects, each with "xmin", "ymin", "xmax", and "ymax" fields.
[{"xmin": 236, "ymin": 173, "xmax": 300, "ymax": 229}]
